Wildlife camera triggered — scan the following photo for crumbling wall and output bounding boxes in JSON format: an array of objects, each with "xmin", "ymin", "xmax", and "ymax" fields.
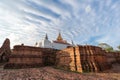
[
  {"xmin": 56, "ymin": 47, "xmax": 74, "ymax": 71},
  {"xmin": 105, "ymin": 52, "xmax": 120, "ymax": 64},
  {"xmin": 56, "ymin": 46, "xmax": 83, "ymax": 72},
  {"xmin": 42, "ymin": 48, "xmax": 58, "ymax": 66},
  {"xmin": 4, "ymin": 45, "xmax": 43, "ymax": 68},
  {"xmin": 0, "ymin": 38, "xmax": 11, "ymax": 62},
  {"xmin": 56, "ymin": 45, "xmax": 111, "ymax": 73},
  {"xmin": 4, "ymin": 45, "xmax": 58, "ymax": 69},
  {"xmin": 80, "ymin": 46, "xmax": 110, "ymax": 72}
]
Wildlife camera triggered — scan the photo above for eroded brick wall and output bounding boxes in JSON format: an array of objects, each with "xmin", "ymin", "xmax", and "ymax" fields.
[
  {"xmin": 4, "ymin": 45, "xmax": 58, "ymax": 69},
  {"xmin": 56, "ymin": 45, "xmax": 111, "ymax": 72},
  {"xmin": 56, "ymin": 47, "xmax": 75, "ymax": 71},
  {"xmin": 105, "ymin": 52, "xmax": 120, "ymax": 64},
  {"xmin": 0, "ymin": 38, "xmax": 11, "ymax": 62}
]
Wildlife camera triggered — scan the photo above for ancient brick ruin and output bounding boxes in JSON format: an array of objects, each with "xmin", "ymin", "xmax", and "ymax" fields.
[
  {"xmin": 4, "ymin": 45, "xmax": 58, "ymax": 69},
  {"xmin": 105, "ymin": 52, "xmax": 120, "ymax": 64},
  {"xmin": 56, "ymin": 45, "xmax": 111, "ymax": 72},
  {"xmin": 0, "ymin": 38, "xmax": 11, "ymax": 62},
  {"xmin": 0, "ymin": 38, "xmax": 120, "ymax": 72}
]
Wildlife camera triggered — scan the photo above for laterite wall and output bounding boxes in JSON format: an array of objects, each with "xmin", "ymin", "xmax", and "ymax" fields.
[{"xmin": 56, "ymin": 45, "xmax": 111, "ymax": 72}]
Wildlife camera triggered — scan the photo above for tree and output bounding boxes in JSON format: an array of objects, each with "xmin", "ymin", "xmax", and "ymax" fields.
[
  {"xmin": 98, "ymin": 43, "xmax": 113, "ymax": 52},
  {"xmin": 105, "ymin": 47, "xmax": 113, "ymax": 52},
  {"xmin": 117, "ymin": 45, "xmax": 120, "ymax": 50}
]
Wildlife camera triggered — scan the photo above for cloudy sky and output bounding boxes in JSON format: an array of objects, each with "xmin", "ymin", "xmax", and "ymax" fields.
[{"xmin": 0, "ymin": 0, "xmax": 120, "ymax": 49}]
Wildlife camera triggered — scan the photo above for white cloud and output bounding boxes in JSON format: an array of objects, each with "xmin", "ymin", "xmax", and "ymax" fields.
[
  {"xmin": 85, "ymin": 5, "xmax": 92, "ymax": 13},
  {"xmin": 0, "ymin": 0, "xmax": 120, "ymax": 49}
]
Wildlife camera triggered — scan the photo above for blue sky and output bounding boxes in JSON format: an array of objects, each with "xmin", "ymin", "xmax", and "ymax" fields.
[{"xmin": 0, "ymin": 0, "xmax": 120, "ymax": 49}]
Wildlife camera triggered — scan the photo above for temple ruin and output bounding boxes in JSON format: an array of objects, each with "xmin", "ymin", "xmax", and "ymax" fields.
[
  {"xmin": 0, "ymin": 38, "xmax": 11, "ymax": 62},
  {"xmin": 0, "ymin": 38, "xmax": 120, "ymax": 72},
  {"xmin": 56, "ymin": 45, "xmax": 111, "ymax": 72}
]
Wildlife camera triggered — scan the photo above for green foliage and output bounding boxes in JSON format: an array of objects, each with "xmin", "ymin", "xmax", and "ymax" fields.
[
  {"xmin": 105, "ymin": 47, "xmax": 113, "ymax": 52},
  {"xmin": 98, "ymin": 43, "xmax": 114, "ymax": 52},
  {"xmin": 117, "ymin": 45, "xmax": 120, "ymax": 50}
]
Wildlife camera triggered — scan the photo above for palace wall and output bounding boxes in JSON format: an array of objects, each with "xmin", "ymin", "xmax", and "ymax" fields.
[
  {"xmin": 105, "ymin": 52, "xmax": 120, "ymax": 64},
  {"xmin": 56, "ymin": 45, "xmax": 111, "ymax": 72},
  {"xmin": 0, "ymin": 38, "xmax": 11, "ymax": 62},
  {"xmin": 4, "ymin": 45, "xmax": 58, "ymax": 69},
  {"xmin": 2, "ymin": 41, "xmax": 120, "ymax": 72},
  {"xmin": 56, "ymin": 47, "xmax": 76, "ymax": 71}
]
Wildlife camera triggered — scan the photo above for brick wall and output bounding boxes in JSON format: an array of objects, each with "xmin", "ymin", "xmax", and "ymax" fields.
[
  {"xmin": 4, "ymin": 45, "xmax": 58, "ymax": 69},
  {"xmin": 105, "ymin": 52, "xmax": 120, "ymax": 64},
  {"xmin": 4, "ymin": 44, "xmax": 120, "ymax": 72},
  {"xmin": 56, "ymin": 45, "xmax": 111, "ymax": 72},
  {"xmin": 0, "ymin": 38, "xmax": 11, "ymax": 62}
]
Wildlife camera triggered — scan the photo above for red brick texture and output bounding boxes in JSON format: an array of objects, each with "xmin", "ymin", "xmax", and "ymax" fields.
[
  {"xmin": 56, "ymin": 45, "xmax": 111, "ymax": 72},
  {"xmin": 4, "ymin": 44, "xmax": 120, "ymax": 73},
  {"xmin": 0, "ymin": 38, "xmax": 11, "ymax": 62},
  {"xmin": 4, "ymin": 45, "xmax": 58, "ymax": 69}
]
